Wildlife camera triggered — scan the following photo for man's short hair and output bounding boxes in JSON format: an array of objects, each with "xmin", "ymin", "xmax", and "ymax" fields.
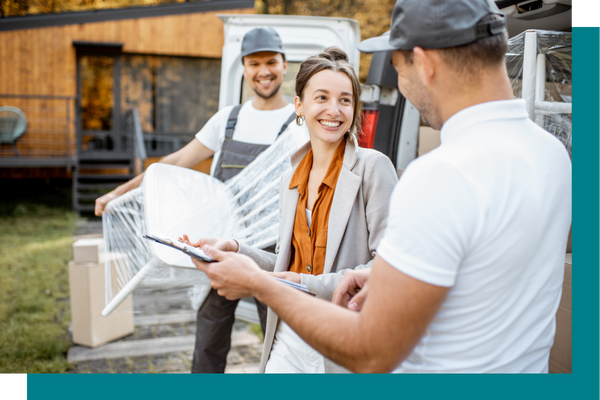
[{"xmin": 398, "ymin": 14, "xmax": 507, "ymax": 75}]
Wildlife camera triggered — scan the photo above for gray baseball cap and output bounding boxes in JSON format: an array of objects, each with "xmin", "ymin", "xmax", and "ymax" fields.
[
  {"xmin": 358, "ymin": 0, "xmax": 506, "ymax": 53},
  {"xmin": 241, "ymin": 27, "xmax": 285, "ymax": 57}
]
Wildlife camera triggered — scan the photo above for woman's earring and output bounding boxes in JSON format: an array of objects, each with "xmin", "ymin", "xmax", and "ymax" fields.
[{"xmin": 296, "ymin": 115, "xmax": 305, "ymax": 126}]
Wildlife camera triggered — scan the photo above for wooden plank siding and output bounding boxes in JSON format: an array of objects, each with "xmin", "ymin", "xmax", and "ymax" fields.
[
  {"xmin": 0, "ymin": 7, "xmax": 252, "ymax": 178},
  {"xmin": 0, "ymin": 8, "xmax": 253, "ymax": 96}
]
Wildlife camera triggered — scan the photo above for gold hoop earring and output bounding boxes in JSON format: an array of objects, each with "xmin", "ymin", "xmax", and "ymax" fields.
[{"xmin": 296, "ymin": 115, "xmax": 305, "ymax": 126}]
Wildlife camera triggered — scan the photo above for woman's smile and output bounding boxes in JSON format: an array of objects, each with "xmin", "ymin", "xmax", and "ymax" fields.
[{"xmin": 319, "ymin": 120, "xmax": 342, "ymax": 128}]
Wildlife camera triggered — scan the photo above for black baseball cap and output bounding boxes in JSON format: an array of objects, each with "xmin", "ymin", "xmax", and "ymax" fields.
[
  {"xmin": 241, "ymin": 27, "xmax": 285, "ymax": 57},
  {"xmin": 358, "ymin": 0, "xmax": 506, "ymax": 53}
]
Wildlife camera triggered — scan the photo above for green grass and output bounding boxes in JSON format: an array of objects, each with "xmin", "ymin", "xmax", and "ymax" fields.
[
  {"xmin": 0, "ymin": 182, "xmax": 77, "ymax": 373},
  {"xmin": 249, "ymin": 323, "xmax": 264, "ymax": 342}
]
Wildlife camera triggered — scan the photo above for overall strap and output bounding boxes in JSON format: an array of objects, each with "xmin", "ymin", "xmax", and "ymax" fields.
[
  {"xmin": 224, "ymin": 104, "xmax": 243, "ymax": 140},
  {"xmin": 214, "ymin": 108, "xmax": 296, "ymax": 182},
  {"xmin": 277, "ymin": 112, "xmax": 297, "ymax": 137}
]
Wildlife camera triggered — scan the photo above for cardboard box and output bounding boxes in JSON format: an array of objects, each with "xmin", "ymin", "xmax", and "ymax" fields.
[
  {"xmin": 72, "ymin": 238, "xmax": 105, "ymax": 263},
  {"xmin": 68, "ymin": 253, "xmax": 134, "ymax": 348},
  {"xmin": 418, "ymin": 127, "xmax": 441, "ymax": 157},
  {"xmin": 549, "ymin": 253, "xmax": 571, "ymax": 373}
]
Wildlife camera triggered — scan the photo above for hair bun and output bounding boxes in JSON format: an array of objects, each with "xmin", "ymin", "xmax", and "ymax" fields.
[{"xmin": 320, "ymin": 47, "xmax": 349, "ymax": 63}]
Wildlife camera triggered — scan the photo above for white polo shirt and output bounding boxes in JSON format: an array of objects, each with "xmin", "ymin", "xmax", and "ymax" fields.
[{"xmin": 377, "ymin": 100, "xmax": 572, "ymax": 373}]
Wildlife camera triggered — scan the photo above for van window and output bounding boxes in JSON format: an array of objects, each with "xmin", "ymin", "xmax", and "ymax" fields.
[{"xmin": 240, "ymin": 62, "xmax": 301, "ymax": 104}]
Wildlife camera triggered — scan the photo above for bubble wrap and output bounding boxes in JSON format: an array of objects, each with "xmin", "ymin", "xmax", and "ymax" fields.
[{"xmin": 506, "ymin": 30, "xmax": 571, "ymax": 157}]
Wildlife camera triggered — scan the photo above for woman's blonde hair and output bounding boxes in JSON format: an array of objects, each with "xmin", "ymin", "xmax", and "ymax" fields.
[{"xmin": 295, "ymin": 47, "xmax": 362, "ymax": 142}]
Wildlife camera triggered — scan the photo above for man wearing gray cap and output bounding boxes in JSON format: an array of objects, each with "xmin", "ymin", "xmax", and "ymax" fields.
[
  {"xmin": 95, "ymin": 27, "xmax": 304, "ymax": 373},
  {"xmin": 191, "ymin": 0, "xmax": 571, "ymax": 373}
]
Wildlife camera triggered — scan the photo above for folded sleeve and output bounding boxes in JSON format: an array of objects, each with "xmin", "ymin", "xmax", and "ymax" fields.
[
  {"xmin": 237, "ymin": 242, "xmax": 277, "ymax": 272},
  {"xmin": 195, "ymin": 106, "xmax": 230, "ymax": 152}
]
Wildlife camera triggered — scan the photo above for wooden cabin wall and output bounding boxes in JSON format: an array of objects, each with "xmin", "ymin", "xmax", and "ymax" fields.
[
  {"xmin": 0, "ymin": 7, "xmax": 253, "ymax": 178},
  {"xmin": 0, "ymin": 7, "xmax": 253, "ymax": 96}
]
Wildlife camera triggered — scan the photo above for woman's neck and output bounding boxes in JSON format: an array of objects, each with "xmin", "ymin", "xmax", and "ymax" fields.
[{"xmin": 310, "ymin": 137, "xmax": 344, "ymax": 171}]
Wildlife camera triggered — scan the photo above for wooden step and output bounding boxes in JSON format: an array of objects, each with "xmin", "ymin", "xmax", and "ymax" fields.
[
  {"xmin": 78, "ymin": 153, "xmax": 132, "ymax": 161},
  {"xmin": 76, "ymin": 174, "xmax": 135, "ymax": 181},
  {"xmin": 75, "ymin": 193, "xmax": 109, "ymax": 201},
  {"xmin": 77, "ymin": 164, "xmax": 133, "ymax": 170},
  {"xmin": 76, "ymin": 183, "xmax": 122, "ymax": 190},
  {"xmin": 74, "ymin": 204, "xmax": 95, "ymax": 213}
]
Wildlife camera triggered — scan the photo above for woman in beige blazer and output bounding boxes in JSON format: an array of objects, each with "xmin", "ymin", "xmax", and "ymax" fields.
[{"xmin": 188, "ymin": 47, "xmax": 397, "ymax": 373}]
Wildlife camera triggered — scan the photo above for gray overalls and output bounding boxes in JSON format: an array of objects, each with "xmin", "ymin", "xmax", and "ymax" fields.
[
  {"xmin": 192, "ymin": 103, "xmax": 296, "ymax": 373},
  {"xmin": 213, "ymin": 104, "xmax": 296, "ymax": 182}
]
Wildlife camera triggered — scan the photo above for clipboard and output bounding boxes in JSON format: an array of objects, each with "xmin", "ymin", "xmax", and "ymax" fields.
[
  {"xmin": 143, "ymin": 232, "xmax": 216, "ymax": 263},
  {"xmin": 143, "ymin": 232, "xmax": 314, "ymax": 295}
]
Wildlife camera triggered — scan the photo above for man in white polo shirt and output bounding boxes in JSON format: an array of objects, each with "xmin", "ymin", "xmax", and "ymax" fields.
[{"xmin": 191, "ymin": 0, "xmax": 571, "ymax": 373}]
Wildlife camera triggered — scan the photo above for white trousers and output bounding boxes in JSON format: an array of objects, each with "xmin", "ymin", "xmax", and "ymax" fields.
[{"xmin": 265, "ymin": 320, "xmax": 325, "ymax": 373}]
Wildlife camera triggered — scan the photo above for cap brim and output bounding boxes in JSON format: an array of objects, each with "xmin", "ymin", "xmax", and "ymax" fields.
[
  {"xmin": 357, "ymin": 35, "xmax": 397, "ymax": 54},
  {"xmin": 241, "ymin": 47, "xmax": 285, "ymax": 57}
]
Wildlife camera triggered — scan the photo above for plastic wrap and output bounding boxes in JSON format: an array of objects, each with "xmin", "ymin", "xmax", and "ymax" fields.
[
  {"xmin": 506, "ymin": 30, "xmax": 572, "ymax": 157},
  {"xmin": 102, "ymin": 129, "xmax": 303, "ymax": 314}
]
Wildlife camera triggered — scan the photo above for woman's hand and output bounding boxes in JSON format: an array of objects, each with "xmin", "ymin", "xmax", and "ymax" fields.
[
  {"xmin": 180, "ymin": 234, "xmax": 239, "ymax": 253},
  {"xmin": 332, "ymin": 268, "xmax": 371, "ymax": 312},
  {"xmin": 270, "ymin": 271, "xmax": 302, "ymax": 284}
]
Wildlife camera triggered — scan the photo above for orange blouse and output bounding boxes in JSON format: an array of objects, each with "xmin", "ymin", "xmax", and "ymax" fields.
[{"xmin": 288, "ymin": 140, "xmax": 346, "ymax": 276}]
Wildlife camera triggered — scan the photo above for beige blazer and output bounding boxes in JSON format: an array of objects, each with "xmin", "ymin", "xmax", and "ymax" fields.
[{"xmin": 238, "ymin": 136, "xmax": 398, "ymax": 373}]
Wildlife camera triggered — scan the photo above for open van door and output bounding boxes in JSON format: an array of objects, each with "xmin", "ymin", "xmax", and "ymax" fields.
[
  {"xmin": 497, "ymin": 0, "xmax": 571, "ymax": 37},
  {"xmin": 218, "ymin": 14, "xmax": 361, "ymax": 110}
]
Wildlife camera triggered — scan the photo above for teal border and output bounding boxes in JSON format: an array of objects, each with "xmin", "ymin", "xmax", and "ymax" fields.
[{"xmin": 27, "ymin": 28, "xmax": 599, "ymax": 400}]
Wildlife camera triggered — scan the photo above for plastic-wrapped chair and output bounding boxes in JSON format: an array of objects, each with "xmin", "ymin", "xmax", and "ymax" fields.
[
  {"xmin": 506, "ymin": 30, "xmax": 571, "ymax": 157},
  {"xmin": 102, "ymin": 129, "xmax": 301, "ymax": 316}
]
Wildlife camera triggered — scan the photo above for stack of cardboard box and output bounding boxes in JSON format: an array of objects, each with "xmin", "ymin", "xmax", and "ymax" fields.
[
  {"xmin": 417, "ymin": 126, "xmax": 441, "ymax": 157},
  {"xmin": 549, "ymin": 251, "xmax": 572, "ymax": 373},
  {"xmin": 69, "ymin": 238, "xmax": 134, "ymax": 348}
]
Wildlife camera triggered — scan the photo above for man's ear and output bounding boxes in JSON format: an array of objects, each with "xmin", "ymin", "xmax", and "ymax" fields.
[
  {"xmin": 242, "ymin": 59, "xmax": 249, "ymax": 81},
  {"xmin": 413, "ymin": 47, "xmax": 436, "ymax": 86}
]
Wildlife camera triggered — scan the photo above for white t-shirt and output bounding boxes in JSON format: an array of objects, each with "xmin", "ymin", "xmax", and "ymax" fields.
[
  {"xmin": 195, "ymin": 101, "xmax": 308, "ymax": 176},
  {"xmin": 376, "ymin": 100, "xmax": 572, "ymax": 373}
]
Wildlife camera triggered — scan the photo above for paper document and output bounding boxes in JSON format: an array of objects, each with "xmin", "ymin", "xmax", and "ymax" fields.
[{"xmin": 274, "ymin": 277, "xmax": 313, "ymax": 295}]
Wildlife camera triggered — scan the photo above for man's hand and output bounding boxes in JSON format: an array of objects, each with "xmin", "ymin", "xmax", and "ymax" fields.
[
  {"xmin": 94, "ymin": 139, "xmax": 214, "ymax": 217},
  {"xmin": 180, "ymin": 235, "xmax": 239, "ymax": 253},
  {"xmin": 332, "ymin": 268, "xmax": 371, "ymax": 312},
  {"xmin": 270, "ymin": 271, "xmax": 301, "ymax": 284},
  {"xmin": 95, "ymin": 191, "xmax": 119, "ymax": 216},
  {"xmin": 191, "ymin": 246, "xmax": 266, "ymax": 300}
]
